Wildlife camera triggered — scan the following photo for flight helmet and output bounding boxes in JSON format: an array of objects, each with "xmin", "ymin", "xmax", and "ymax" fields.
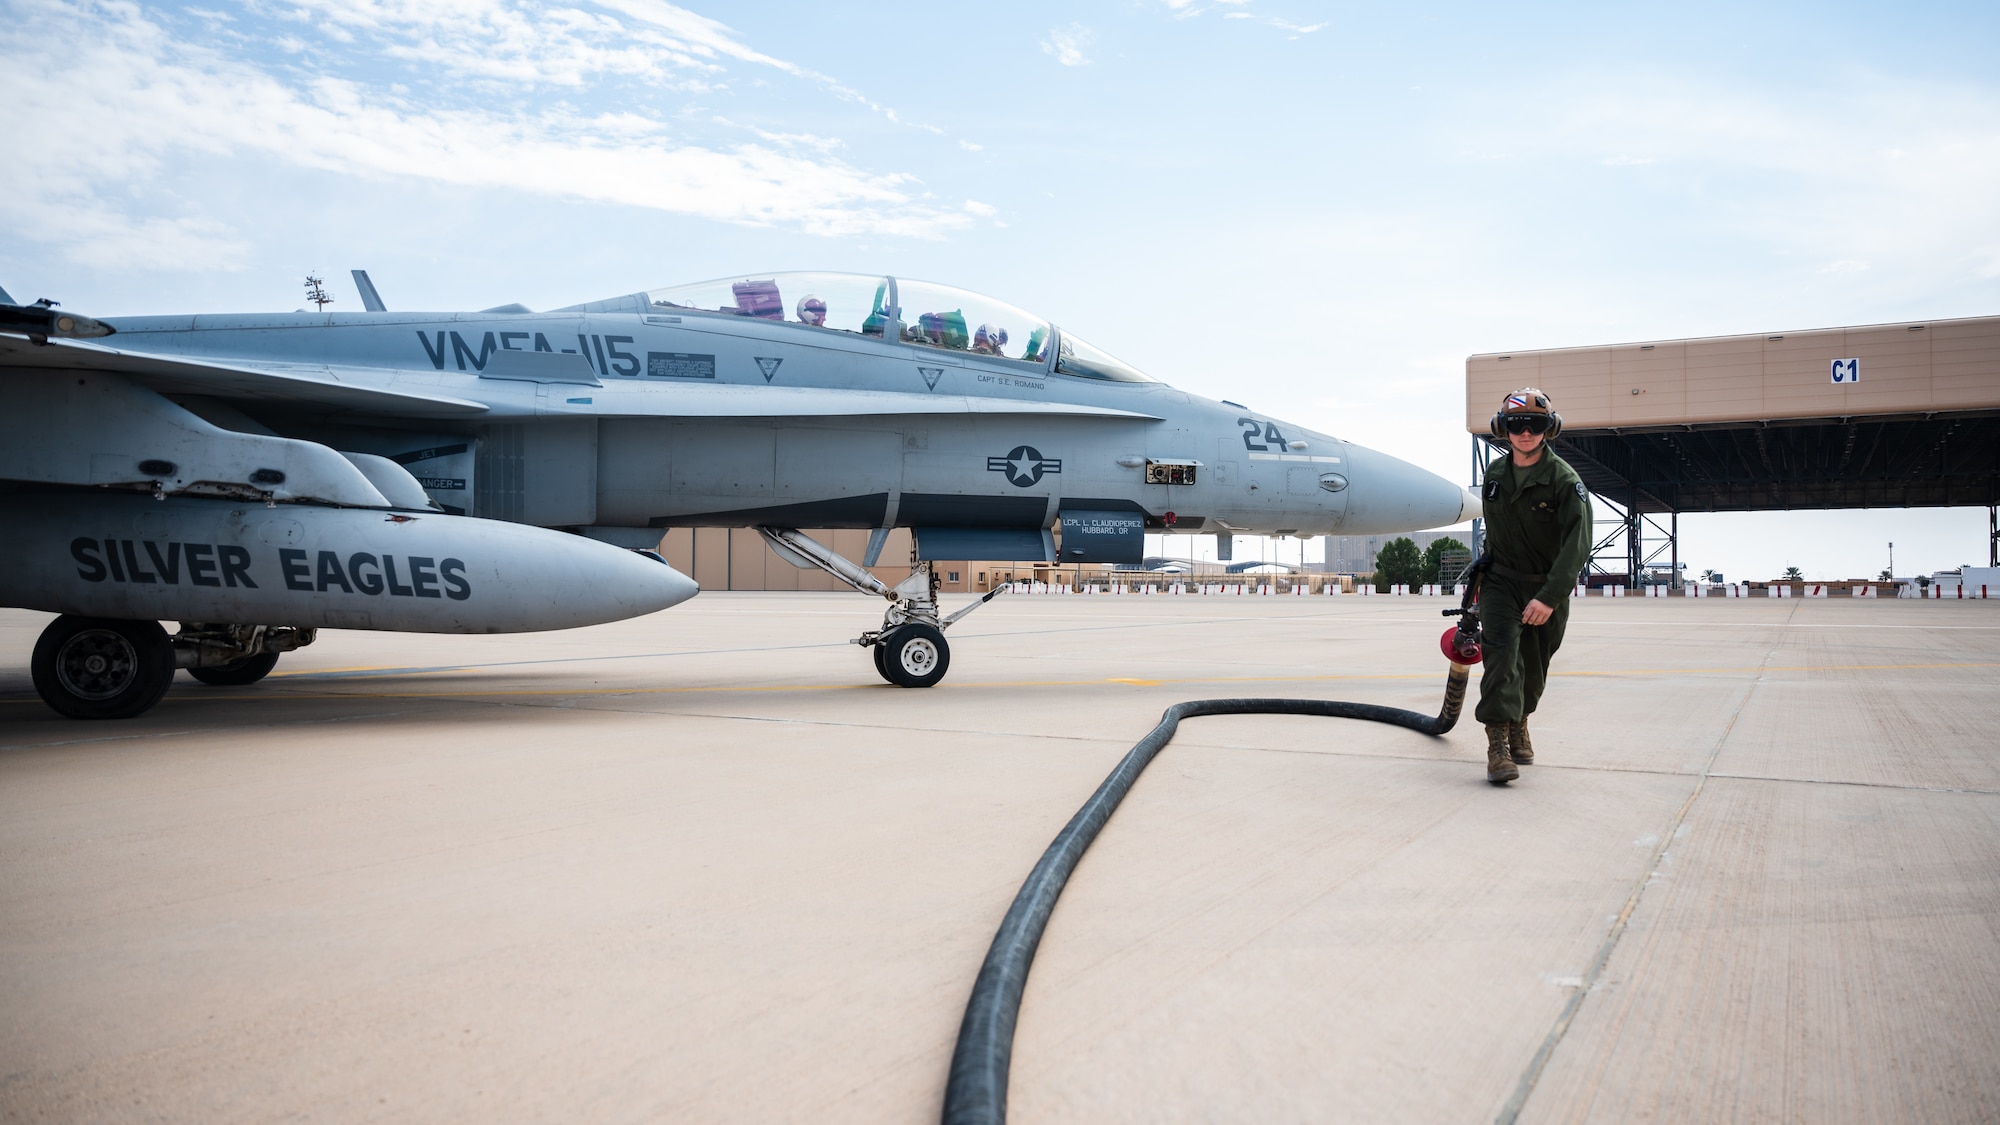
[{"xmin": 1489, "ymin": 387, "xmax": 1563, "ymax": 440}]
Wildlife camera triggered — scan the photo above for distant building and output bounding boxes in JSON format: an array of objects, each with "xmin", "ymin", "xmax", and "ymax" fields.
[{"xmin": 1322, "ymin": 530, "xmax": 1469, "ymax": 575}]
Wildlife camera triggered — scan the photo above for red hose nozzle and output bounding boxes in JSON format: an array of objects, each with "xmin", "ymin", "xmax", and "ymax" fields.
[{"xmin": 1440, "ymin": 626, "xmax": 1483, "ymax": 665}]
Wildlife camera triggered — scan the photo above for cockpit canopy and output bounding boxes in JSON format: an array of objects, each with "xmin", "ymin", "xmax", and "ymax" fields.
[{"xmin": 639, "ymin": 271, "xmax": 1154, "ymax": 383}]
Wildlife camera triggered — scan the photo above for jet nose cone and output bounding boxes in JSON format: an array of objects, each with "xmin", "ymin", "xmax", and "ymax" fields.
[
  {"xmin": 554, "ymin": 541, "xmax": 698, "ymax": 625},
  {"xmin": 1339, "ymin": 444, "xmax": 1471, "ymax": 534},
  {"xmin": 632, "ymin": 551, "xmax": 701, "ymax": 612},
  {"xmin": 662, "ymin": 561, "xmax": 701, "ymax": 607}
]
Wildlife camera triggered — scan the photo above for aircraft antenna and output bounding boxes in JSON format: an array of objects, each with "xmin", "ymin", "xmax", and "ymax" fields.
[{"xmin": 303, "ymin": 275, "xmax": 334, "ymax": 310}]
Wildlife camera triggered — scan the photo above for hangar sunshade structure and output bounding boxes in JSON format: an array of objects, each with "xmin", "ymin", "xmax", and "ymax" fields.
[{"xmin": 1464, "ymin": 315, "xmax": 2000, "ymax": 584}]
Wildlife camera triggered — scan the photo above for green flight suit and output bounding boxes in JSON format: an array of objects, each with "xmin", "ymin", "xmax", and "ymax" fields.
[{"xmin": 1474, "ymin": 448, "xmax": 1592, "ymax": 726}]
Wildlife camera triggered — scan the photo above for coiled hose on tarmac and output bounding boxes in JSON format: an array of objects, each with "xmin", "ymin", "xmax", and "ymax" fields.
[{"xmin": 942, "ymin": 593, "xmax": 1486, "ymax": 1125}]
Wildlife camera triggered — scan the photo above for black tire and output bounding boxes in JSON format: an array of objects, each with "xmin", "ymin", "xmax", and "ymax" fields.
[
  {"xmin": 188, "ymin": 651, "xmax": 281, "ymax": 687},
  {"xmin": 871, "ymin": 639, "xmax": 894, "ymax": 684},
  {"xmin": 878, "ymin": 624, "xmax": 950, "ymax": 689},
  {"xmin": 31, "ymin": 616, "xmax": 176, "ymax": 720}
]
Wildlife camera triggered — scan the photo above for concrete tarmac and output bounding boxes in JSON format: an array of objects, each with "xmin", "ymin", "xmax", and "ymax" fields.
[{"xmin": 2, "ymin": 593, "xmax": 1997, "ymax": 1123}]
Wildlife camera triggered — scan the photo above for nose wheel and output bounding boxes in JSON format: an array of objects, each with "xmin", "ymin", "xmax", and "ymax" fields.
[
  {"xmin": 873, "ymin": 623, "xmax": 950, "ymax": 688},
  {"xmin": 31, "ymin": 615, "xmax": 176, "ymax": 720},
  {"xmin": 753, "ymin": 528, "xmax": 997, "ymax": 691}
]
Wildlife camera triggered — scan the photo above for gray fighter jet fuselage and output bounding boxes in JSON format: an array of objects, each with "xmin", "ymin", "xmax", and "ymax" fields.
[{"xmin": 2, "ymin": 270, "xmax": 1474, "ymax": 715}]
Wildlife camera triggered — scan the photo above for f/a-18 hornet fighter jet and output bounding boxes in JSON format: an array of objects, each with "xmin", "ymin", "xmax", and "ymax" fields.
[{"xmin": 0, "ymin": 271, "xmax": 1477, "ymax": 718}]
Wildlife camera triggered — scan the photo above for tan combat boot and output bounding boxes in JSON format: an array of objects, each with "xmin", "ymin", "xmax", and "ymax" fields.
[
  {"xmin": 1508, "ymin": 720, "xmax": 1534, "ymax": 765},
  {"xmin": 1485, "ymin": 723, "xmax": 1519, "ymax": 784}
]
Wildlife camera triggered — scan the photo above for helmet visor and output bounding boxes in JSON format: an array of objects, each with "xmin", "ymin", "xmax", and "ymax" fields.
[{"xmin": 1504, "ymin": 414, "xmax": 1550, "ymax": 435}]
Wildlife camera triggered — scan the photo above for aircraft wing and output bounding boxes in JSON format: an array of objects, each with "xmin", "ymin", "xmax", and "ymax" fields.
[
  {"xmin": 0, "ymin": 335, "xmax": 491, "ymax": 417},
  {"xmin": 581, "ymin": 383, "xmax": 1164, "ymax": 420},
  {"xmin": 3, "ymin": 334, "xmax": 1163, "ymax": 422}
]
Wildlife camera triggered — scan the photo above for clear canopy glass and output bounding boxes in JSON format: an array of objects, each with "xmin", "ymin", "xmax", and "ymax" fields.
[
  {"xmin": 1055, "ymin": 331, "xmax": 1154, "ymax": 382},
  {"xmin": 892, "ymin": 277, "xmax": 1051, "ymax": 365},
  {"xmin": 646, "ymin": 272, "xmax": 893, "ymax": 336},
  {"xmin": 638, "ymin": 271, "xmax": 1153, "ymax": 381}
]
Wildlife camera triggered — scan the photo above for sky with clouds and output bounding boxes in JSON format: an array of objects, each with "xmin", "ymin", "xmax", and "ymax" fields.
[{"xmin": 3, "ymin": 0, "xmax": 1997, "ymax": 579}]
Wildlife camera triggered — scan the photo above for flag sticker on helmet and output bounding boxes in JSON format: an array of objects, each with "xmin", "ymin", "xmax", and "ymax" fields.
[{"xmin": 1507, "ymin": 394, "xmax": 1530, "ymax": 410}]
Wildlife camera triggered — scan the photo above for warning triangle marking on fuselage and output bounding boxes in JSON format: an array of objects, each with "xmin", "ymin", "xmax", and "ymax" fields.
[
  {"xmin": 755, "ymin": 357, "xmax": 783, "ymax": 383},
  {"xmin": 918, "ymin": 366, "xmax": 944, "ymax": 391}
]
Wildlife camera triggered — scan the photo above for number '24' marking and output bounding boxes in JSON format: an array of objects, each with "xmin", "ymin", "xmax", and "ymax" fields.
[{"xmin": 1237, "ymin": 416, "xmax": 1287, "ymax": 452}]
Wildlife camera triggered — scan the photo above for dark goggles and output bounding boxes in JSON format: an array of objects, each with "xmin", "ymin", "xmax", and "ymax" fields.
[{"xmin": 1504, "ymin": 414, "xmax": 1550, "ymax": 435}]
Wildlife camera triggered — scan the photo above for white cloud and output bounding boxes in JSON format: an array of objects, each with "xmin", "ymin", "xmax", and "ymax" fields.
[
  {"xmin": 1163, "ymin": 1, "xmax": 1323, "ymax": 34},
  {"xmin": 963, "ymin": 200, "xmax": 996, "ymax": 217},
  {"xmin": 1041, "ymin": 24, "xmax": 1093, "ymax": 67},
  {"xmin": 0, "ymin": 0, "xmax": 980, "ymax": 259},
  {"xmin": 958, "ymin": 140, "xmax": 984, "ymax": 152},
  {"xmin": 1455, "ymin": 73, "xmax": 2000, "ymax": 283}
]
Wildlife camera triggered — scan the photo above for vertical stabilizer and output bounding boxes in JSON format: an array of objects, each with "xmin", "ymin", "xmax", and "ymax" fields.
[{"xmin": 351, "ymin": 270, "xmax": 387, "ymax": 312}]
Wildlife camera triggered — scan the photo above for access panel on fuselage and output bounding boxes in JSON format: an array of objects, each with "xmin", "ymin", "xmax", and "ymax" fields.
[
  {"xmin": 474, "ymin": 419, "xmax": 597, "ymax": 526},
  {"xmin": 595, "ymin": 417, "xmax": 903, "ymax": 528},
  {"xmin": 669, "ymin": 420, "xmax": 775, "ymax": 504}
]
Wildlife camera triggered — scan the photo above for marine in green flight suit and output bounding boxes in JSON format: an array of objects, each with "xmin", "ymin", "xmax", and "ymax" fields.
[{"xmin": 1475, "ymin": 388, "xmax": 1592, "ymax": 784}]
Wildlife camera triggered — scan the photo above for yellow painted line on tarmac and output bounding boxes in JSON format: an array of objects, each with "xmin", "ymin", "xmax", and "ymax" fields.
[
  {"xmin": 267, "ymin": 664, "xmax": 459, "ymax": 677},
  {"xmin": 4, "ymin": 661, "xmax": 1994, "ymax": 708},
  {"xmin": 1554, "ymin": 661, "xmax": 2000, "ymax": 677},
  {"xmin": 7, "ymin": 658, "xmax": 1982, "ymax": 706}
]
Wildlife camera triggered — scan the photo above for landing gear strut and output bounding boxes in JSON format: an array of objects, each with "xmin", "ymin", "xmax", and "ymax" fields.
[
  {"xmin": 173, "ymin": 623, "xmax": 316, "ymax": 688},
  {"xmin": 756, "ymin": 527, "xmax": 1004, "ymax": 688},
  {"xmin": 29, "ymin": 617, "xmax": 318, "ymax": 719}
]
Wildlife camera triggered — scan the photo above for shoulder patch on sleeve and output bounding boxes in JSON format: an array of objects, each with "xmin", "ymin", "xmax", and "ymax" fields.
[{"xmin": 1573, "ymin": 481, "xmax": 1588, "ymax": 500}]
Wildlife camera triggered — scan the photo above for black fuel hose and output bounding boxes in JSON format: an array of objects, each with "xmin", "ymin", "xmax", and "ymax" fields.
[{"xmin": 942, "ymin": 659, "xmax": 1474, "ymax": 1125}]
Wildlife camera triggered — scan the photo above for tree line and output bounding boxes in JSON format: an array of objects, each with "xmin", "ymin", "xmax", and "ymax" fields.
[{"xmin": 1368, "ymin": 536, "xmax": 1469, "ymax": 593}]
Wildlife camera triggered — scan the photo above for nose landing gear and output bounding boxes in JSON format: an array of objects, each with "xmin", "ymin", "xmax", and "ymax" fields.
[
  {"xmin": 754, "ymin": 526, "xmax": 1004, "ymax": 689},
  {"xmin": 874, "ymin": 622, "xmax": 950, "ymax": 688}
]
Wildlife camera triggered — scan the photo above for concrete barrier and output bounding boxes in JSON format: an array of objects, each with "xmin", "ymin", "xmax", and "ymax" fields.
[{"xmin": 1931, "ymin": 584, "xmax": 1992, "ymax": 599}]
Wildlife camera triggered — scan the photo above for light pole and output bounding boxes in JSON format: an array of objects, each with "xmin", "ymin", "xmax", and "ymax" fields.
[{"xmin": 1889, "ymin": 541, "xmax": 1894, "ymax": 580}]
